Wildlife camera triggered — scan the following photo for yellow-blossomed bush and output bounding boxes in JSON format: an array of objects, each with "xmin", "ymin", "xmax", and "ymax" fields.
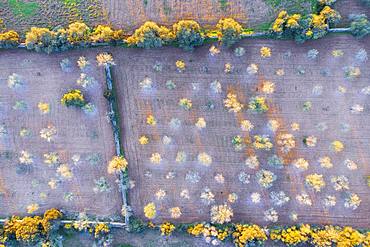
[
  {"xmin": 248, "ymin": 96, "xmax": 269, "ymax": 113},
  {"xmin": 172, "ymin": 20, "xmax": 204, "ymax": 51},
  {"xmin": 25, "ymin": 27, "xmax": 70, "ymax": 53},
  {"xmin": 90, "ymin": 25, "xmax": 123, "ymax": 43},
  {"xmin": 107, "ymin": 155, "xmax": 128, "ymax": 174},
  {"xmin": 2, "ymin": 209, "xmax": 62, "ymax": 244},
  {"xmin": 216, "ymin": 18, "xmax": 243, "ymax": 47},
  {"xmin": 160, "ymin": 222, "xmax": 175, "ymax": 236},
  {"xmin": 126, "ymin": 21, "xmax": 174, "ymax": 48},
  {"xmin": 143, "ymin": 202, "xmax": 156, "ymax": 219},
  {"xmin": 67, "ymin": 22, "xmax": 90, "ymax": 44},
  {"xmin": 94, "ymin": 223, "xmax": 110, "ymax": 238},
  {"xmin": 232, "ymin": 224, "xmax": 267, "ymax": 247},
  {"xmin": 270, "ymin": 224, "xmax": 311, "ymax": 246},
  {"xmin": 270, "ymin": 6, "xmax": 341, "ymax": 43},
  {"xmin": 0, "ymin": 30, "xmax": 19, "ymax": 48},
  {"xmin": 61, "ymin": 89, "xmax": 86, "ymax": 107}
]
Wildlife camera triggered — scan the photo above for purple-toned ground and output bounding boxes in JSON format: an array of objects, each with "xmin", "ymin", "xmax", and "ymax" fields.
[
  {"xmin": 113, "ymin": 35, "xmax": 370, "ymax": 227},
  {"xmin": 0, "ymin": 49, "xmax": 121, "ymax": 218}
]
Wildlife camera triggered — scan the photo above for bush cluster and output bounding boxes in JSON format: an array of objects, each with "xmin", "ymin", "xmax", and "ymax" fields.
[
  {"xmin": 350, "ymin": 14, "xmax": 370, "ymax": 38},
  {"xmin": 270, "ymin": 6, "xmax": 341, "ymax": 43},
  {"xmin": 23, "ymin": 22, "xmax": 122, "ymax": 53},
  {"xmin": 0, "ymin": 7, "xmax": 368, "ymax": 54},
  {"xmin": 0, "ymin": 30, "xmax": 19, "ymax": 48},
  {"xmin": 61, "ymin": 89, "xmax": 86, "ymax": 108},
  {"xmin": 0, "ymin": 18, "xmax": 248, "ymax": 53},
  {"xmin": 2, "ymin": 209, "xmax": 62, "ymax": 244}
]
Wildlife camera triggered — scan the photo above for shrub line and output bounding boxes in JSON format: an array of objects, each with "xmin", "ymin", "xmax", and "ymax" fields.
[
  {"xmin": 103, "ymin": 64, "xmax": 130, "ymax": 229},
  {"xmin": 6, "ymin": 27, "xmax": 353, "ymax": 51}
]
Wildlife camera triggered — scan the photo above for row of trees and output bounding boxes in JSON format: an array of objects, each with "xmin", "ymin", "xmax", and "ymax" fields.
[
  {"xmin": 270, "ymin": 6, "xmax": 342, "ymax": 43},
  {"xmin": 0, "ymin": 18, "xmax": 246, "ymax": 53},
  {"xmin": 0, "ymin": 11, "xmax": 369, "ymax": 52}
]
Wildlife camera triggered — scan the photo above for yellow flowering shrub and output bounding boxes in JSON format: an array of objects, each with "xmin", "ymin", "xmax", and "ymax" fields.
[
  {"xmin": 90, "ymin": 25, "xmax": 123, "ymax": 42},
  {"xmin": 305, "ymin": 173, "xmax": 326, "ymax": 192},
  {"xmin": 67, "ymin": 22, "xmax": 90, "ymax": 43},
  {"xmin": 271, "ymin": 7, "xmax": 340, "ymax": 42},
  {"xmin": 224, "ymin": 93, "xmax": 244, "ymax": 113},
  {"xmin": 320, "ymin": 6, "xmax": 341, "ymax": 21},
  {"xmin": 38, "ymin": 102, "xmax": 50, "ymax": 114},
  {"xmin": 286, "ymin": 14, "xmax": 302, "ymax": 28},
  {"xmin": 0, "ymin": 30, "xmax": 19, "ymax": 48},
  {"xmin": 232, "ymin": 224, "xmax": 267, "ymax": 247},
  {"xmin": 160, "ymin": 222, "xmax": 175, "ymax": 236},
  {"xmin": 179, "ymin": 98, "xmax": 192, "ymax": 109},
  {"xmin": 310, "ymin": 225, "xmax": 340, "ymax": 247},
  {"xmin": 146, "ymin": 115, "xmax": 156, "ymax": 125},
  {"xmin": 107, "ymin": 155, "xmax": 128, "ymax": 174},
  {"xmin": 43, "ymin": 209, "xmax": 62, "ymax": 222},
  {"xmin": 187, "ymin": 224, "xmax": 204, "ymax": 236},
  {"xmin": 42, "ymin": 209, "xmax": 62, "ymax": 231},
  {"xmin": 96, "ymin": 52, "xmax": 115, "ymax": 67},
  {"xmin": 337, "ymin": 227, "xmax": 365, "ymax": 247},
  {"xmin": 172, "ymin": 20, "xmax": 204, "ymax": 51},
  {"xmin": 270, "ymin": 224, "xmax": 311, "ymax": 246},
  {"xmin": 144, "ymin": 202, "xmax": 156, "ymax": 219},
  {"xmin": 248, "ymin": 96, "xmax": 268, "ymax": 113},
  {"xmin": 139, "ymin": 135, "xmax": 149, "ymax": 145},
  {"xmin": 272, "ymin": 11, "xmax": 301, "ymax": 33},
  {"xmin": 331, "ymin": 140, "xmax": 344, "ymax": 152},
  {"xmin": 25, "ymin": 27, "xmax": 56, "ymax": 51},
  {"xmin": 253, "ymin": 135, "xmax": 273, "ymax": 150},
  {"xmin": 94, "ymin": 223, "xmax": 110, "ymax": 238},
  {"xmin": 25, "ymin": 27, "xmax": 69, "ymax": 53},
  {"xmin": 61, "ymin": 89, "xmax": 86, "ymax": 107},
  {"xmin": 260, "ymin": 46, "xmax": 271, "ymax": 58},
  {"xmin": 216, "ymin": 18, "xmax": 243, "ymax": 47},
  {"xmin": 4, "ymin": 216, "xmax": 43, "ymax": 241},
  {"xmin": 175, "ymin": 60, "xmax": 186, "ymax": 71},
  {"xmin": 126, "ymin": 21, "xmax": 174, "ymax": 48},
  {"xmin": 3, "ymin": 209, "xmax": 62, "ymax": 242}
]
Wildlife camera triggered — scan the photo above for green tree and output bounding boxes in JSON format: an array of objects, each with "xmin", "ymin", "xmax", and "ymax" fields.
[{"xmin": 350, "ymin": 14, "xmax": 370, "ymax": 38}]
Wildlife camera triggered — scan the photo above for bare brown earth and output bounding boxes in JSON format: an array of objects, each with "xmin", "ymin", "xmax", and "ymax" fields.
[
  {"xmin": 0, "ymin": 49, "xmax": 121, "ymax": 217},
  {"xmin": 113, "ymin": 35, "xmax": 370, "ymax": 227},
  {"xmin": 101, "ymin": 0, "xmax": 268, "ymax": 30},
  {"xmin": 0, "ymin": 0, "xmax": 314, "ymax": 34},
  {"xmin": 0, "ymin": 0, "xmax": 107, "ymax": 34},
  {"xmin": 334, "ymin": 0, "xmax": 370, "ymax": 27}
]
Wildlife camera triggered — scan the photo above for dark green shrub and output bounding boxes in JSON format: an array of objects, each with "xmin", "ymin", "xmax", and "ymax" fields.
[
  {"xmin": 361, "ymin": 0, "xmax": 370, "ymax": 7},
  {"xmin": 128, "ymin": 217, "xmax": 146, "ymax": 233},
  {"xmin": 350, "ymin": 14, "xmax": 370, "ymax": 38}
]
